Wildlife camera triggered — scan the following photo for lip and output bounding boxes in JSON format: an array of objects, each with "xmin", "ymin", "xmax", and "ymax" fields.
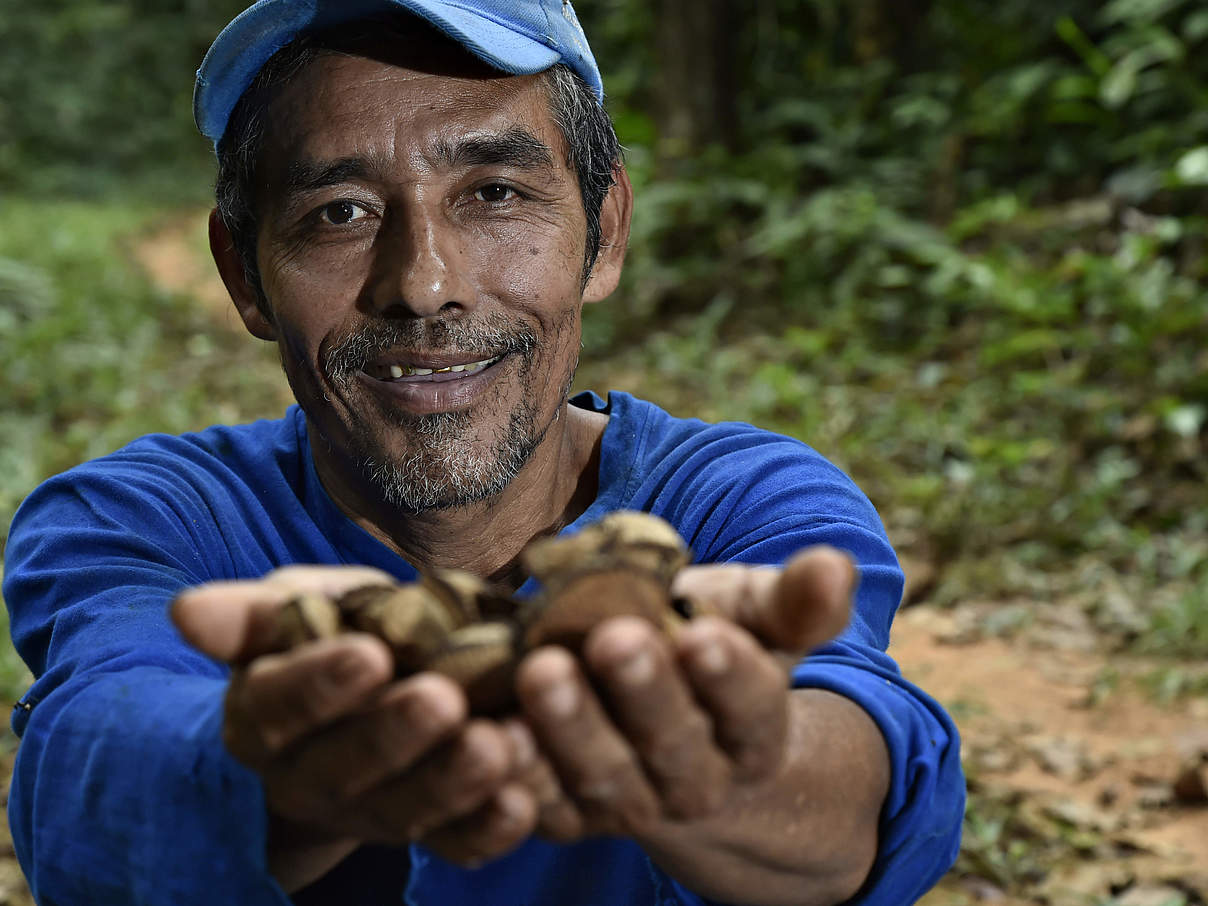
[{"xmin": 357, "ymin": 353, "xmax": 508, "ymax": 415}]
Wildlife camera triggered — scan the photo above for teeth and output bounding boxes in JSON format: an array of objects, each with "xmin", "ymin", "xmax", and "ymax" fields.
[{"xmin": 380, "ymin": 355, "xmax": 500, "ymax": 380}]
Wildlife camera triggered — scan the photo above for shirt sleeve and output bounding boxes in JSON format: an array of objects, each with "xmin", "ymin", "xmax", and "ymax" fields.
[
  {"xmin": 4, "ymin": 464, "xmax": 294, "ymax": 906},
  {"xmin": 636, "ymin": 429, "xmax": 965, "ymax": 905}
]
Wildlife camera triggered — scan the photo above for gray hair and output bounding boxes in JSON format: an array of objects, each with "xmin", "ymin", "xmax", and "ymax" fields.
[{"xmin": 214, "ymin": 26, "xmax": 622, "ymax": 314}]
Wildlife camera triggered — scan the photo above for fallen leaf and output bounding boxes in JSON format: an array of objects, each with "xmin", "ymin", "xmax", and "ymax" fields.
[
  {"xmin": 1171, "ymin": 760, "xmax": 1208, "ymax": 804},
  {"xmin": 1027, "ymin": 735, "xmax": 1098, "ymax": 780}
]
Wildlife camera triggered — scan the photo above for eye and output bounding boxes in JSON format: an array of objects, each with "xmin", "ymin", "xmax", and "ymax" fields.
[
  {"xmin": 318, "ymin": 200, "xmax": 371, "ymax": 225},
  {"xmin": 473, "ymin": 183, "xmax": 518, "ymax": 203}
]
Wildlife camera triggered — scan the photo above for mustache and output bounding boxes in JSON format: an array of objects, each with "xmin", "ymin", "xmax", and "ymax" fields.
[{"xmin": 322, "ymin": 314, "xmax": 539, "ymax": 382}]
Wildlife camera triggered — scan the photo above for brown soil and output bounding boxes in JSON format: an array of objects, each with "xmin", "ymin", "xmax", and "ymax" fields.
[
  {"xmin": 895, "ymin": 607, "xmax": 1208, "ymax": 905},
  {"xmin": 131, "ymin": 209, "xmax": 243, "ymax": 330}
]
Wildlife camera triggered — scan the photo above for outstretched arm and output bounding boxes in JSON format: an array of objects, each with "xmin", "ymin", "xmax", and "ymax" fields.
[{"xmin": 506, "ymin": 547, "xmax": 890, "ymax": 906}]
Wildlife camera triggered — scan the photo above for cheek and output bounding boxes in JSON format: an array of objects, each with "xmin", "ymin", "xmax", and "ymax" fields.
[{"xmin": 260, "ymin": 255, "xmax": 365, "ymax": 361}]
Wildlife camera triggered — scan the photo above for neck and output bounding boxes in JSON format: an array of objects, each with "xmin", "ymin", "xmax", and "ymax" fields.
[{"xmin": 308, "ymin": 400, "xmax": 607, "ymax": 588}]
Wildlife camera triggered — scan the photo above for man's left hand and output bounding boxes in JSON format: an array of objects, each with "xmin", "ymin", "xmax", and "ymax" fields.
[{"xmin": 499, "ymin": 545, "xmax": 855, "ymax": 843}]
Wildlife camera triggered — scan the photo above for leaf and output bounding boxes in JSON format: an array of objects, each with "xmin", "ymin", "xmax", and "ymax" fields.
[
  {"xmin": 1101, "ymin": 56, "xmax": 1140, "ymax": 108},
  {"xmin": 1174, "ymin": 146, "xmax": 1208, "ymax": 185},
  {"xmin": 1164, "ymin": 403, "xmax": 1206, "ymax": 438}
]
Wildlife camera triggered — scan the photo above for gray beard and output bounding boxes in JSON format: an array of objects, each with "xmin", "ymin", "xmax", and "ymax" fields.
[
  {"xmin": 320, "ymin": 313, "xmax": 571, "ymax": 513},
  {"xmin": 355, "ymin": 402, "xmax": 544, "ymax": 512}
]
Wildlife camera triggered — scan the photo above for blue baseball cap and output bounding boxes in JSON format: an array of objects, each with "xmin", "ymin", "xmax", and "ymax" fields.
[{"xmin": 194, "ymin": 0, "xmax": 603, "ymax": 147}]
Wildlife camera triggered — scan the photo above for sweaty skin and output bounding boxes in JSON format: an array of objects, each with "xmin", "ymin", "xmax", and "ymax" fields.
[{"xmin": 192, "ymin": 35, "xmax": 890, "ymax": 906}]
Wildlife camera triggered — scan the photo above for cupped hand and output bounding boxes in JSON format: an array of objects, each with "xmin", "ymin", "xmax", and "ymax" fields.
[
  {"xmin": 506, "ymin": 546, "xmax": 855, "ymax": 842},
  {"xmin": 171, "ymin": 566, "xmax": 538, "ymax": 889}
]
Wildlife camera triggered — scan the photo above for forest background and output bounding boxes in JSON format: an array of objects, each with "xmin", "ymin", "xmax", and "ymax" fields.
[{"xmin": 1, "ymin": 0, "xmax": 1206, "ymax": 903}]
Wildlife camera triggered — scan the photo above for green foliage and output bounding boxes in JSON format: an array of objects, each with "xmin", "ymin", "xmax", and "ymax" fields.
[
  {"xmin": 575, "ymin": 0, "xmax": 1208, "ymax": 647},
  {"xmin": 0, "ymin": 0, "xmax": 246, "ymax": 197},
  {"xmin": 0, "ymin": 200, "xmax": 285, "ymax": 539}
]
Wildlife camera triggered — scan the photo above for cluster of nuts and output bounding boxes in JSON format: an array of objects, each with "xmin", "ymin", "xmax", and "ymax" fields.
[{"xmin": 273, "ymin": 511, "xmax": 701, "ymax": 713}]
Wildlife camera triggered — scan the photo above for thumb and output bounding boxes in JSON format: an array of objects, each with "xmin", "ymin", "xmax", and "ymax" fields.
[
  {"xmin": 671, "ymin": 547, "xmax": 856, "ymax": 654},
  {"xmin": 765, "ymin": 546, "xmax": 856, "ymax": 652},
  {"xmin": 170, "ymin": 581, "xmax": 296, "ymax": 664},
  {"xmin": 170, "ymin": 565, "xmax": 393, "ymax": 663}
]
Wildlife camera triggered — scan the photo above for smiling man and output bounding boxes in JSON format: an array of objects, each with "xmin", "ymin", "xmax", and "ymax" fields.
[{"xmin": 3, "ymin": 2, "xmax": 964, "ymax": 905}]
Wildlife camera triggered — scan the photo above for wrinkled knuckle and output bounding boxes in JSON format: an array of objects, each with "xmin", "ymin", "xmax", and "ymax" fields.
[
  {"xmin": 568, "ymin": 753, "xmax": 633, "ymax": 803},
  {"xmin": 651, "ymin": 711, "xmax": 711, "ymax": 765},
  {"xmin": 733, "ymin": 740, "xmax": 784, "ymax": 781},
  {"xmin": 613, "ymin": 793, "xmax": 659, "ymax": 837}
]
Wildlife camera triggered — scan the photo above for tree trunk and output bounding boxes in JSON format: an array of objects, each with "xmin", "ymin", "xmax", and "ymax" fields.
[{"xmin": 653, "ymin": 0, "xmax": 740, "ymax": 155}]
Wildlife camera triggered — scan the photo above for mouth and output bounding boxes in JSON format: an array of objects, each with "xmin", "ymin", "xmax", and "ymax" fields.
[{"xmin": 363, "ymin": 352, "xmax": 506, "ymax": 383}]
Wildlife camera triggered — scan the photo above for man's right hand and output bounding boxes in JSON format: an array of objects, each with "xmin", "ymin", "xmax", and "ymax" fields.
[{"xmin": 171, "ymin": 566, "xmax": 538, "ymax": 893}]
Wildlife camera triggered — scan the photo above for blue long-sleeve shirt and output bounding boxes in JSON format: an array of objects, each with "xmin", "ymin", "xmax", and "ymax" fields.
[{"xmin": 4, "ymin": 391, "xmax": 963, "ymax": 905}]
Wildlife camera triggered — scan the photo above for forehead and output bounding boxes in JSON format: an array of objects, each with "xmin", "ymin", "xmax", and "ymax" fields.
[{"xmin": 262, "ymin": 45, "xmax": 559, "ymax": 170}]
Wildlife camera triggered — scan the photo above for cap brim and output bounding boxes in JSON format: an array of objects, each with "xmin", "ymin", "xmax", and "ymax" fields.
[{"xmin": 194, "ymin": 0, "xmax": 566, "ymax": 145}]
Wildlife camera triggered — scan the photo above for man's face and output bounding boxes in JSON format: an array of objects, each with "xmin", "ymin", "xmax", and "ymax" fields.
[{"xmin": 251, "ymin": 43, "xmax": 596, "ymax": 512}]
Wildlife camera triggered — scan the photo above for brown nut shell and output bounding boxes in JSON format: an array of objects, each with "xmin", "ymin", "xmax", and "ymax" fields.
[
  {"xmin": 523, "ymin": 569, "xmax": 674, "ymax": 652},
  {"xmin": 274, "ymin": 593, "xmax": 341, "ymax": 648},
  {"xmin": 521, "ymin": 511, "xmax": 691, "ymax": 592},
  {"xmin": 342, "ymin": 585, "xmax": 457, "ymax": 674},
  {"xmin": 420, "ymin": 569, "xmax": 484, "ymax": 627},
  {"xmin": 427, "ymin": 621, "xmax": 519, "ymax": 714},
  {"xmin": 593, "ymin": 511, "xmax": 692, "ymax": 584}
]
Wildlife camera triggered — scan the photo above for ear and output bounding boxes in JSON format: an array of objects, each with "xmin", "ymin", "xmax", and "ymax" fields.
[
  {"xmin": 582, "ymin": 165, "xmax": 633, "ymax": 304},
  {"xmin": 209, "ymin": 208, "xmax": 276, "ymax": 341}
]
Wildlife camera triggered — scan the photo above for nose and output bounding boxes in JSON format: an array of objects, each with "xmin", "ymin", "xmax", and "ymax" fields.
[{"xmin": 367, "ymin": 202, "xmax": 473, "ymax": 319}]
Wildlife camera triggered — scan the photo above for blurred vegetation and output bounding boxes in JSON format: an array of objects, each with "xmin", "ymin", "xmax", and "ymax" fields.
[{"xmin": 1, "ymin": 1, "xmax": 1206, "ymax": 899}]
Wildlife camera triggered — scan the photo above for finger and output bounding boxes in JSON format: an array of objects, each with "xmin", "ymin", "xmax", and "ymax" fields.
[
  {"xmin": 671, "ymin": 547, "xmax": 854, "ymax": 653},
  {"xmin": 420, "ymin": 783, "xmax": 537, "ymax": 867},
  {"xmin": 516, "ymin": 647, "xmax": 660, "ymax": 837},
  {"xmin": 769, "ymin": 547, "xmax": 855, "ymax": 651},
  {"xmin": 227, "ymin": 634, "xmax": 392, "ymax": 759},
  {"xmin": 264, "ymin": 673, "xmax": 466, "ymax": 812},
  {"xmin": 675, "ymin": 617, "xmax": 791, "ymax": 782},
  {"xmin": 355, "ymin": 720, "xmax": 514, "ymax": 844},
  {"xmin": 502, "ymin": 719, "xmax": 585, "ymax": 842},
  {"xmin": 172, "ymin": 566, "xmax": 393, "ymax": 663},
  {"xmin": 584, "ymin": 617, "xmax": 731, "ymax": 820}
]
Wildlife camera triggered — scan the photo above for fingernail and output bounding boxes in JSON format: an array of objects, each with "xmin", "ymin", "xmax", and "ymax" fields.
[
  {"xmin": 694, "ymin": 641, "xmax": 729, "ymax": 675},
  {"xmin": 615, "ymin": 649, "xmax": 654, "ymax": 687},
  {"xmin": 540, "ymin": 681, "xmax": 578, "ymax": 718}
]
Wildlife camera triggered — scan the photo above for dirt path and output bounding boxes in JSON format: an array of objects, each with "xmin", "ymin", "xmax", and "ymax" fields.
[
  {"xmin": 893, "ymin": 607, "xmax": 1208, "ymax": 905},
  {"xmin": 131, "ymin": 209, "xmax": 238, "ymax": 327}
]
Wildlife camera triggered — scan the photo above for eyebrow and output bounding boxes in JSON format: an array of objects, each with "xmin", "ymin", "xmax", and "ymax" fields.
[
  {"xmin": 430, "ymin": 127, "xmax": 556, "ymax": 170},
  {"xmin": 281, "ymin": 157, "xmax": 379, "ymax": 198},
  {"xmin": 276, "ymin": 127, "xmax": 557, "ymax": 203}
]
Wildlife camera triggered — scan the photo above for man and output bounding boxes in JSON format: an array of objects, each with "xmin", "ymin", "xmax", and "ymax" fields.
[{"xmin": 4, "ymin": 1, "xmax": 964, "ymax": 904}]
